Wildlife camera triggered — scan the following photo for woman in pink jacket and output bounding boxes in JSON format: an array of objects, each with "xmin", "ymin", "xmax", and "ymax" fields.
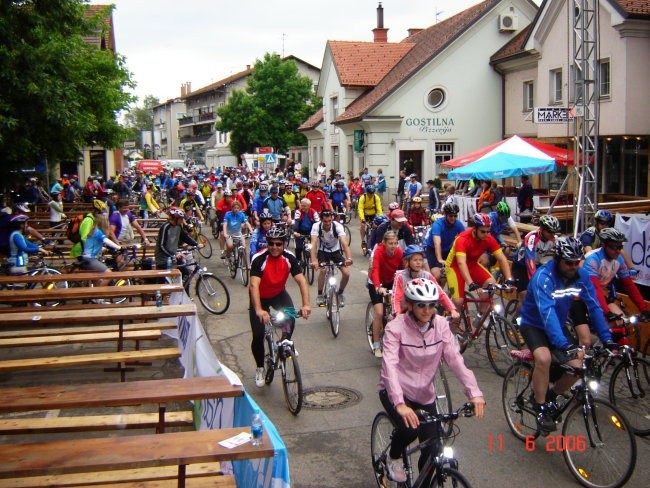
[{"xmin": 379, "ymin": 278, "xmax": 486, "ymax": 483}]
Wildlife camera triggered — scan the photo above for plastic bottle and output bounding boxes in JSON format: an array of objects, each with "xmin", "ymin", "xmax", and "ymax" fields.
[
  {"xmin": 155, "ymin": 290, "xmax": 163, "ymax": 310},
  {"xmin": 251, "ymin": 409, "xmax": 263, "ymax": 446},
  {"xmin": 166, "ymin": 257, "xmax": 172, "ymax": 270}
]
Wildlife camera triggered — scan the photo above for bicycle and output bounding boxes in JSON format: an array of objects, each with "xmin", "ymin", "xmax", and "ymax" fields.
[
  {"xmin": 264, "ymin": 307, "xmax": 303, "ymax": 415},
  {"xmin": 319, "ymin": 261, "xmax": 346, "ymax": 338},
  {"xmin": 451, "ymin": 282, "xmax": 523, "ymax": 377},
  {"xmin": 371, "ymin": 402, "xmax": 476, "ymax": 488},
  {"xmin": 186, "ymin": 216, "xmax": 212, "ymax": 259},
  {"xmin": 334, "ymin": 212, "xmax": 352, "ymax": 246},
  {"xmin": 0, "ymin": 250, "xmax": 68, "ymax": 306},
  {"xmin": 502, "ymin": 346, "xmax": 637, "ymax": 488},
  {"xmin": 176, "ymin": 248, "xmax": 230, "ymax": 315},
  {"xmin": 294, "ymin": 234, "xmax": 314, "ymax": 285},
  {"xmin": 225, "ymin": 234, "xmax": 250, "ymax": 287},
  {"xmin": 412, "ymin": 225, "xmax": 428, "ymax": 246},
  {"xmin": 365, "ymin": 289, "xmax": 393, "ymax": 353}
]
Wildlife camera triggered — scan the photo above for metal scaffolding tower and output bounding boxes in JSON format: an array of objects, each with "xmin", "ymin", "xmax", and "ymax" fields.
[{"xmin": 572, "ymin": 0, "xmax": 600, "ymax": 235}]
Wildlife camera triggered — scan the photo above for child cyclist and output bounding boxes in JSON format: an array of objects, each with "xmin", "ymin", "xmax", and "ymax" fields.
[
  {"xmin": 392, "ymin": 245, "xmax": 460, "ymax": 321},
  {"xmin": 249, "ymin": 212, "xmax": 273, "ymax": 260},
  {"xmin": 406, "ymin": 196, "xmax": 428, "ymax": 227}
]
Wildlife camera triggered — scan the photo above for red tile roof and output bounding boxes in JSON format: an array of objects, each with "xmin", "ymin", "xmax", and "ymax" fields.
[
  {"xmin": 333, "ymin": 0, "xmax": 501, "ymax": 124},
  {"xmin": 83, "ymin": 5, "xmax": 115, "ymax": 52},
  {"xmin": 328, "ymin": 41, "xmax": 415, "ymax": 87},
  {"xmin": 298, "ymin": 107, "xmax": 324, "ymax": 131},
  {"xmin": 613, "ymin": 0, "xmax": 650, "ymax": 17},
  {"xmin": 187, "ymin": 67, "xmax": 254, "ymax": 98},
  {"xmin": 490, "ymin": 24, "xmax": 533, "ymax": 63}
]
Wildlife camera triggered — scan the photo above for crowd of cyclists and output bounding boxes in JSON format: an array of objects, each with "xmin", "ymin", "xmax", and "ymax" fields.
[{"xmin": 2, "ymin": 163, "xmax": 649, "ymax": 485}]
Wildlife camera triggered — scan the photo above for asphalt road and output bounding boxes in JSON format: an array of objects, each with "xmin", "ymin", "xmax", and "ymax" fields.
[{"xmin": 198, "ymin": 232, "xmax": 649, "ymax": 488}]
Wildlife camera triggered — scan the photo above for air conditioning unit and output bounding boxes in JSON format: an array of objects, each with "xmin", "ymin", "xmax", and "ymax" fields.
[{"xmin": 499, "ymin": 14, "xmax": 518, "ymax": 32}]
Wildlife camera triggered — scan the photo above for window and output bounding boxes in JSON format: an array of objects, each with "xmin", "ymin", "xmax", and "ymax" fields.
[
  {"xmin": 599, "ymin": 59, "xmax": 610, "ymax": 98},
  {"xmin": 330, "ymin": 97, "xmax": 339, "ymax": 134},
  {"xmin": 435, "ymin": 143, "xmax": 454, "ymax": 165},
  {"xmin": 424, "ymin": 87, "xmax": 448, "ymax": 112},
  {"xmin": 523, "ymin": 81, "xmax": 534, "ymax": 111},
  {"xmin": 549, "ymin": 68, "xmax": 563, "ymax": 104},
  {"xmin": 331, "ymin": 146, "xmax": 339, "ymax": 170}
]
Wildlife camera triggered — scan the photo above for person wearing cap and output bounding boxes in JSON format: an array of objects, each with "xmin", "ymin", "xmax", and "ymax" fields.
[
  {"xmin": 262, "ymin": 186, "xmax": 284, "ymax": 221},
  {"xmin": 282, "ymin": 182, "xmax": 299, "ymax": 213},
  {"xmin": 154, "ymin": 207, "xmax": 199, "ymax": 273},
  {"xmin": 110, "ymin": 199, "xmax": 150, "ymax": 249},
  {"xmin": 371, "ymin": 209, "xmax": 415, "ymax": 252},
  {"xmin": 329, "ymin": 180, "xmax": 350, "ymax": 214},
  {"xmin": 141, "ymin": 181, "xmax": 161, "ymax": 221},
  {"xmin": 358, "ymin": 184, "xmax": 383, "ymax": 252},
  {"xmin": 306, "ymin": 181, "xmax": 329, "ymax": 213},
  {"xmin": 71, "ymin": 199, "xmax": 118, "ymax": 259},
  {"xmin": 48, "ymin": 191, "xmax": 66, "ymax": 226},
  {"xmin": 5, "ymin": 215, "xmax": 51, "ymax": 274},
  {"xmin": 50, "ymin": 178, "xmax": 64, "ymax": 195},
  {"xmin": 179, "ymin": 189, "xmax": 204, "ymax": 222}
]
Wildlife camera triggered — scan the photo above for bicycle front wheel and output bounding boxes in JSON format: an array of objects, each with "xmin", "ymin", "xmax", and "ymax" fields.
[
  {"xmin": 195, "ymin": 273, "xmax": 230, "ymax": 315},
  {"xmin": 197, "ymin": 233, "xmax": 212, "ymax": 259},
  {"xmin": 452, "ymin": 312, "xmax": 471, "ymax": 353},
  {"xmin": 239, "ymin": 248, "xmax": 249, "ymax": 287},
  {"xmin": 485, "ymin": 315, "xmax": 517, "ymax": 377},
  {"xmin": 344, "ymin": 225, "xmax": 351, "ymax": 247},
  {"xmin": 329, "ymin": 288, "xmax": 340, "ymax": 338},
  {"xmin": 365, "ymin": 302, "xmax": 376, "ymax": 353},
  {"xmin": 108, "ymin": 277, "xmax": 131, "ymax": 304},
  {"xmin": 281, "ymin": 347, "xmax": 303, "ymax": 415},
  {"xmin": 370, "ymin": 412, "xmax": 399, "ymax": 488},
  {"xmin": 608, "ymin": 356, "xmax": 650, "ymax": 436},
  {"xmin": 502, "ymin": 362, "xmax": 540, "ymax": 441},
  {"xmin": 562, "ymin": 398, "xmax": 636, "ymax": 488},
  {"xmin": 31, "ymin": 267, "xmax": 67, "ymax": 306},
  {"xmin": 228, "ymin": 255, "xmax": 237, "ymax": 279},
  {"xmin": 434, "ymin": 467, "xmax": 473, "ymax": 487}
]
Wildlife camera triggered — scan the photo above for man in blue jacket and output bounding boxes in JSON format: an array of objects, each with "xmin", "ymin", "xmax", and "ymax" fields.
[{"xmin": 519, "ymin": 236, "xmax": 616, "ymax": 433}]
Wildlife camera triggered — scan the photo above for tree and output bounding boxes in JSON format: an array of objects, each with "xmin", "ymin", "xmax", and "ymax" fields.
[
  {"xmin": 215, "ymin": 53, "xmax": 320, "ymax": 157},
  {"xmin": 122, "ymin": 95, "xmax": 160, "ymax": 157},
  {"xmin": 0, "ymin": 0, "xmax": 134, "ymax": 178}
]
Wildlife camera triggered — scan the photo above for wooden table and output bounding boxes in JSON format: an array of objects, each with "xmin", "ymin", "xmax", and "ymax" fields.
[{"xmin": 0, "ymin": 428, "xmax": 273, "ymax": 488}]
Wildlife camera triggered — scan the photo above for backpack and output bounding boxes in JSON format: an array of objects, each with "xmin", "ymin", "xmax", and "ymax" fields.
[
  {"xmin": 318, "ymin": 221, "xmax": 341, "ymax": 239},
  {"xmin": 67, "ymin": 213, "xmax": 92, "ymax": 244}
]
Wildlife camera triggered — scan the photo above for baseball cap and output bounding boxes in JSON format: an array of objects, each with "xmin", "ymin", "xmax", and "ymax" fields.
[{"xmin": 391, "ymin": 209, "xmax": 407, "ymax": 222}]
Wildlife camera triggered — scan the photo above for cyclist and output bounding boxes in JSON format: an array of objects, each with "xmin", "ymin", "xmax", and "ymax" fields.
[
  {"xmin": 329, "ymin": 180, "xmax": 350, "ymax": 214},
  {"xmin": 140, "ymin": 181, "xmax": 161, "ymax": 220},
  {"xmin": 368, "ymin": 231, "xmax": 404, "ymax": 358},
  {"xmin": 479, "ymin": 201, "xmax": 522, "ymax": 268},
  {"xmin": 310, "ymin": 210, "xmax": 353, "ymax": 307},
  {"xmin": 366, "ymin": 214, "xmax": 389, "ymax": 251},
  {"xmin": 109, "ymin": 199, "xmax": 150, "ymax": 247},
  {"xmin": 222, "ymin": 200, "xmax": 253, "ymax": 260},
  {"xmin": 582, "ymin": 227, "xmax": 650, "ymax": 344},
  {"xmin": 511, "ymin": 215, "xmax": 560, "ymax": 317},
  {"xmin": 154, "ymin": 207, "xmax": 199, "ymax": 273},
  {"xmin": 518, "ymin": 236, "xmax": 617, "ymax": 432},
  {"xmin": 392, "ymin": 245, "xmax": 458, "ymax": 320},
  {"xmin": 406, "ymin": 196, "xmax": 427, "ymax": 227},
  {"xmin": 79, "ymin": 212, "xmax": 123, "ymax": 277},
  {"xmin": 424, "ymin": 202, "xmax": 464, "ymax": 280},
  {"xmin": 249, "ymin": 226, "xmax": 311, "ymax": 388},
  {"xmin": 305, "ymin": 181, "xmax": 329, "ymax": 213},
  {"xmin": 445, "ymin": 213, "xmax": 515, "ymax": 310},
  {"xmin": 293, "ymin": 198, "xmax": 320, "ymax": 262},
  {"xmin": 263, "ymin": 186, "xmax": 284, "ymax": 222},
  {"xmin": 403, "ymin": 173, "xmax": 422, "ymax": 213},
  {"xmin": 281, "ymin": 182, "xmax": 299, "ymax": 214},
  {"xmin": 71, "ymin": 199, "xmax": 117, "ymax": 259},
  {"xmin": 179, "ymin": 189, "xmax": 204, "ymax": 222},
  {"xmin": 357, "ymin": 184, "xmax": 382, "ymax": 251},
  {"xmin": 373, "ymin": 209, "xmax": 416, "ymax": 253},
  {"xmin": 581, "ymin": 209, "xmax": 635, "ymax": 271},
  {"xmin": 379, "ymin": 278, "xmax": 485, "ymax": 483},
  {"xmin": 251, "ymin": 184, "xmax": 269, "ymax": 224},
  {"xmin": 249, "ymin": 212, "xmax": 274, "ymax": 259},
  {"xmin": 5, "ymin": 215, "xmax": 51, "ymax": 275}
]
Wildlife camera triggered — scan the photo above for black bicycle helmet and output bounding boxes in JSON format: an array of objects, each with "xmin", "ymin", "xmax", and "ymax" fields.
[
  {"xmin": 442, "ymin": 202, "xmax": 460, "ymax": 215},
  {"xmin": 258, "ymin": 212, "xmax": 273, "ymax": 222},
  {"xmin": 599, "ymin": 227, "xmax": 626, "ymax": 243},
  {"xmin": 554, "ymin": 236, "xmax": 585, "ymax": 261},
  {"xmin": 539, "ymin": 215, "xmax": 561, "ymax": 233}
]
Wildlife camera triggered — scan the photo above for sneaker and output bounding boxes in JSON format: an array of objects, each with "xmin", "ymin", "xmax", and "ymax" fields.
[
  {"xmin": 220, "ymin": 251, "xmax": 226, "ymax": 260},
  {"xmin": 374, "ymin": 347, "xmax": 383, "ymax": 358},
  {"xmin": 255, "ymin": 367, "xmax": 265, "ymax": 388},
  {"xmin": 386, "ymin": 457, "xmax": 406, "ymax": 483},
  {"xmin": 535, "ymin": 404, "xmax": 557, "ymax": 432},
  {"xmin": 316, "ymin": 294, "xmax": 325, "ymax": 307},
  {"xmin": 337, "ymin": 291, "xmax": 345, "ymax": 307}
]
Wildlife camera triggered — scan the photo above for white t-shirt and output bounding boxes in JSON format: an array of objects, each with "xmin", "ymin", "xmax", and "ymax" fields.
[{"xmin": 311, "ymin": 221, "xmax": 344, "ymax": 252}]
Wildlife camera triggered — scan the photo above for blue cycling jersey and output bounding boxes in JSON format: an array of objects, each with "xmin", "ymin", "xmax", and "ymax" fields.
[
  {"xmin": 424, "ymin": 217, "xmax": 465, "ymax": 256},
  {"xmin": 488, "ymin": 211, "xmax": 509, "ymax": 244},
  {"xmin": 519, "ymin": 260, "xmax": 612, "ymax": 349},
  {"xmin": 330, "ymin": 190, "xmax": 348, "ymax": 210},
  {"xmin": 263, "ymin": 196, "xmax": 284, "ymax": 220}
]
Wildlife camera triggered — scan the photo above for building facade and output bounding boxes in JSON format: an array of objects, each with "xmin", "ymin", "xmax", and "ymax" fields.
[
  {"xmin": 492, "ymin": 0, "xmax": 649, "ymax": 197},
  {"xmin": 299, "ymin": 0, "xmax": 539, "ymax": 188},
  {"xmin": 152, "ymin": 98, "xmax": 186, "ymax": 161}
]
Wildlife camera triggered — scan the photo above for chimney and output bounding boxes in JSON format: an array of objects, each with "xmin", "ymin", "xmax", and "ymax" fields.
[
  {"xmin": 246, "ymin": 65, "xmax": 251, "ymax": 70},
  {"xmin": 407, "ymin": 28, "xmax": 423, "ymax": 37},
  {"xmin": 180, "ymin": 83, "xmax": 186, "ymax": 98},
  {"xmin": 373, "ymin": 2, "xmax": 388, "ymax": 43}
]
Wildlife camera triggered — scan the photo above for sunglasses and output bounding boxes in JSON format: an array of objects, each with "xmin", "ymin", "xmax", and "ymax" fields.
[
  {"xmin": 267, "ymin": 241, "xmax": 285, "ymax": 247},
  {"xmin": 414, "ymin": 302, "xmax": 437, "ymax": 310},
  {"xmin": 563, "ymin": 260, "xmax": 581, "ymax": 266},
  {"xmin": 607, "ymin": 244, "xmax": 623, "ymax": 251}
]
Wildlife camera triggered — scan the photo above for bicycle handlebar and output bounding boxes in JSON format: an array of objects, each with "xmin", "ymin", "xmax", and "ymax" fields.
[{"xmin": 416, "ymin": 402, "xmax": 475, "ymax": 424}]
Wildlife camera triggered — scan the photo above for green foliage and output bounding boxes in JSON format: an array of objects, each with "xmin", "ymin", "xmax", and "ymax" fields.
[
  {"xmin": 215, "ymin": 53, "xmax": 320, "ymax": 156},
  {"xmin": 0, "ymin": 0, "xmax": 134, "ymax": 176}
]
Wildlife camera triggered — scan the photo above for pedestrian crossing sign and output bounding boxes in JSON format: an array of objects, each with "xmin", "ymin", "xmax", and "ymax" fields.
[{"xmin": 265, "ymin": 154, "xmax": 277, "ymax": 164}]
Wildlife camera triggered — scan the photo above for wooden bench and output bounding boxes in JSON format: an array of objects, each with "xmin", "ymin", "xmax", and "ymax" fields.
[
  {"xmin": 0, "ymin": 376, "xmax": 243, "ymax": 435},
  {"xmin": 0, "ymin": 428, "xmax": 268, "ymax": 487},
  {"xmin": 0, "ymin": 329, "xmax": 162, "ymax": 348},
  {"xmin": 0, "ymin": 269, "xmax": 182, "ymax": 287},
  {"xmin": 0, "ymin": 283, "xmax": 182, "ymax": 307},
  {"xmin": 0, "ymin": 321, "xmax": 177, "ymax": 339}
]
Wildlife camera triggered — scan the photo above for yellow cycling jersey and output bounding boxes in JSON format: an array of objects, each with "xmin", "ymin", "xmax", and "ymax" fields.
[
  {"xmin": 358, "ymin": 193, "xmax": 382, "ymax": 219},
  {"xmin": 282, "ymin": 191, "xmax": 298, "ymax": 211}
]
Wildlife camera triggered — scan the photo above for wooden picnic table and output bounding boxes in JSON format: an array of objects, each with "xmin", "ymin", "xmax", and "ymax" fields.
[
  {"xmin": 0, "ymin": 269, "xmax": 181, "ymax": 286},
  {"xmin": 0, "ymin": 427, "xmax": 272, "ymax": 487}
]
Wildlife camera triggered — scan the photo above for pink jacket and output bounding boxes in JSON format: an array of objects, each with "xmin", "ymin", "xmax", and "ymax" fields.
[{"xmin": 379, "ymin": 312, "xmax": 483, "ymax": 407}]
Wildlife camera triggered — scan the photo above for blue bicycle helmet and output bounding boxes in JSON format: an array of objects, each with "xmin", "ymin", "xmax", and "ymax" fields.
[
  {"xmin": 366, "ymin": 184, "xmax": 375, "ymax": 193},
  {"xmin": 373, "ymin": 215, "xmax": 388, "ymax": 226},
  {"xmin": 472, "ymin": 213, "xmax": 491, "ymax": 227},
  {"xmin": 594, "ymin": 209, "xmax": 613, "ymax": 224},
  {"xmin": 403, "ymin": 244, "xmax": 425, "ymax": 259}
]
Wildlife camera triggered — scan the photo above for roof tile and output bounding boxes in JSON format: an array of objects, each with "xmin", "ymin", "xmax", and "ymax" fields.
[{"xmin": 298, "ymin": 107, "xmax": 324, "ymax": 131}]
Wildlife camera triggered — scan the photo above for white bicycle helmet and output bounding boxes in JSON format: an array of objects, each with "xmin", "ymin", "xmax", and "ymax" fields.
[{"xmin": 404, "ymin": 278, "xmax": 440, "ymax": 302}]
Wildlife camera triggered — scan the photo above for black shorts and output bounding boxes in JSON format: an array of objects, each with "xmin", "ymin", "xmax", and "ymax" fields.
[
  {"xmin": 368, "ymin": 281, "xmax": 392, "ymax": 305},
  {"xmin": 511, "ymin": 263, "xmax": 529, "ymax": 293},
  {"xmin": 317, "ymin": 250, "xmax": 344, "ymax": 265},
  {"xmin": 519, "ymin": 324, "xmax": 573, "ymax": 367}
]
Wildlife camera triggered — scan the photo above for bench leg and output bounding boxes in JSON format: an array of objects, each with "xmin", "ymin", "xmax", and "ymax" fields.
[
  {"xmin": 157, "ymin": 403, "xmax": 167, "ymax": 434},
  {"xmin": 178, "ymin": 464, "xmax": 187, "ymax": 488},
  {"xmin": 103, "ymin": 363, "xmax": 135, "ymax": 382}
]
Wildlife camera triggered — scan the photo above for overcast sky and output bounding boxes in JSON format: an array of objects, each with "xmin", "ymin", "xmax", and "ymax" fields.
[{"xmin": 92, "ymin": 0, "xmax": 501, "ymax": 104}]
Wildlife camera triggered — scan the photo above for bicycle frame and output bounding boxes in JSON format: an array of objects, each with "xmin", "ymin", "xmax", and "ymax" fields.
[{"xmin": 457, "ymin": 284, "xmax": 507, "ymax": 345}]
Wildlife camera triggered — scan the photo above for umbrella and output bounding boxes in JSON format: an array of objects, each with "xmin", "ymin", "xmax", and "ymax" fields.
[
  {"xmin": 442, "ymin": 135, "xmax": 572, "ymax": 168},
  {"xmin": 446, "ymin": 136, "xmax": 555, "ymax": 180}
]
